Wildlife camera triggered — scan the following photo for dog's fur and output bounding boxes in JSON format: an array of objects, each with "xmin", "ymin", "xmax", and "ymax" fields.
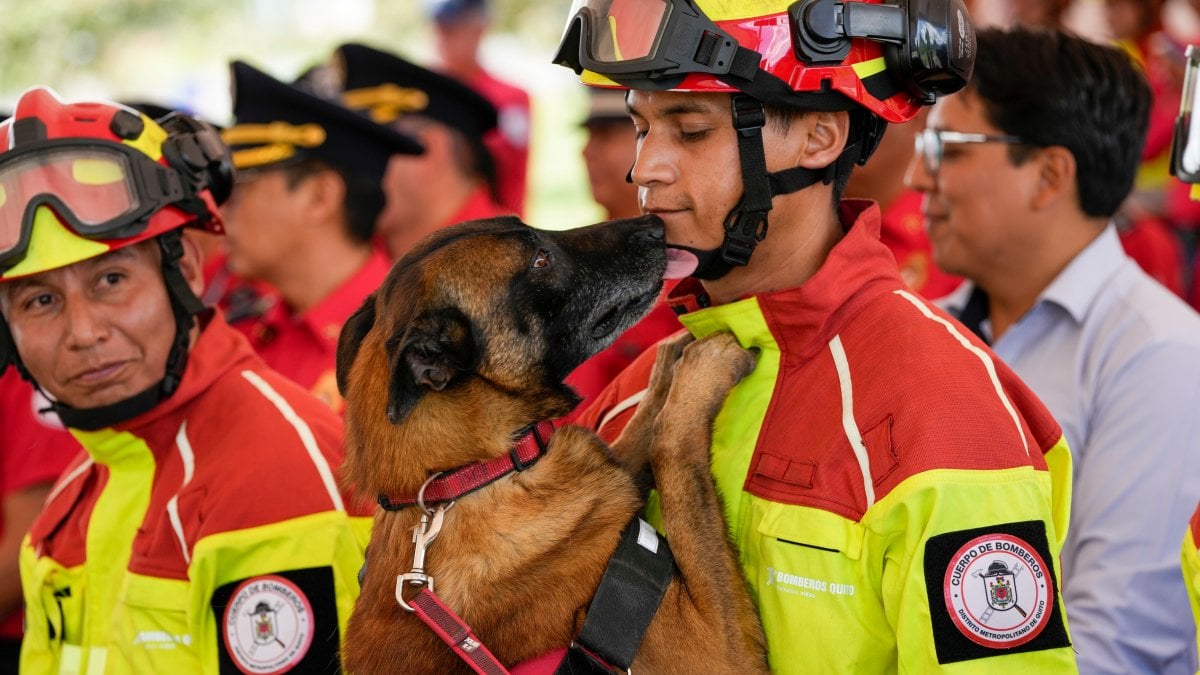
[{"xmin": 336, "ymin": 215, "xmax": 767, "ymax": 673}]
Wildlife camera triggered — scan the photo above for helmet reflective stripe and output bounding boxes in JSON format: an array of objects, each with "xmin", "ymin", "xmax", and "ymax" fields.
[
  {"xmin": 2, "ymin": 207, "xmax": 111, "ymax": 280},
  {"xmin": 700, "ymin": 0, "xmax": 789, "ymax": 21}
]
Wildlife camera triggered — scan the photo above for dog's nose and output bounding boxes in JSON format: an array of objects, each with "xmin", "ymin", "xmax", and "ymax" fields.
[{"xmin": 633, "ymin": 214, "xmax": 665, "ymax": 245}]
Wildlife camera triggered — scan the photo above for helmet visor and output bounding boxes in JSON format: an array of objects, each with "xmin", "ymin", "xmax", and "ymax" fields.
[
  {"xmin": 554, "ymin": 0, "xmax": 739, "ymax": 80},
  {"xmin": 0, "ymin": 142, "xmax": 185, "ymax": 270}
]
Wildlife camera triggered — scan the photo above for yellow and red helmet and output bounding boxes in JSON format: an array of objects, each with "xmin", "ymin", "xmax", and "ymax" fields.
[
  {"xmin": 553, "ymin": 0, "xmax": 975, "ymax": 123},
  {"xmin": 0, "ymin": 87, "xmax": 232, "ymax": 281}
]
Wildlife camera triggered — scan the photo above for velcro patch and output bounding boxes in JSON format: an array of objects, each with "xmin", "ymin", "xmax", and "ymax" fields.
[
  {"xmin": 924, "ymin": 521, "xmax": 1070, "ymax": 664},
  {"xmin": 211, "ymin": 566, "xmax": 340, "ymax": 674}
]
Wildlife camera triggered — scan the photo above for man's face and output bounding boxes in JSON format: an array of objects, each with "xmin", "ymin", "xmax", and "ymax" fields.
[
  {"xmin": 582, "ymin": 119, "xmax": 640, "ymax": 220},
  {"xmin": 0, "ymin": 241, "xmax": 177, "ymax": 409},
  {"xmin": 626, "ymin": 90, "xmax": 746, "ymax": 253},
  {"xmin": 377, "ymin": 151, "xmax": 426, "ymax": 258},
  {"xmin": 904, "ymin": 91, "xmax": 1043, "ymax": 281},
  {"xmin": 220, "ymin": 167, "xmax": 308, "ymax": 281}
]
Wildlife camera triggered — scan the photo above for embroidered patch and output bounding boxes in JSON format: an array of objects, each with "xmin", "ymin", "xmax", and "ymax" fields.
[
  {"xmin": 943, "ymin": 533, "xmax": 1052, "ymax": 647},
  {"xmin": 222, "ymin": 575, "xmax": 313, "ymax": 673},
  {"xmin": 924, "ymin": 521, "xmax": 1070, "ymax": 664},
  {"xmin": 212, "ymin": 567, "xmax": 338, "ymax": 674}
]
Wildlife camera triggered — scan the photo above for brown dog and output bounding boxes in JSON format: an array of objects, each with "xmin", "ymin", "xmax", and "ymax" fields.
[{"xmin": 335, "ymin": 215, "xmax": 767, "ymax": 673}]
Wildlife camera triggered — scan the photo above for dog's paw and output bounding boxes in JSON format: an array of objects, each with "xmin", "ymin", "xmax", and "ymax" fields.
[
  {"xmin": 645, "ymin": 332, "xmax": 693, "ymax": 401},
  {"xmin": 664, "ymin": 332, "xmax": 756, "ymax": 418},
  {"xmin": 681, "ymin": 332, "xmax": 756, "ymax": 384}
]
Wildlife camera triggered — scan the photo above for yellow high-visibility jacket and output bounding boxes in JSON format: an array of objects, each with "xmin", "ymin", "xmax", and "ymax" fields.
[
  {"xmin": 19, "ymin": 316, "xmax": 372, "ymax": 674},
  {"xmin": 580, "ymin": 201, "xmax": 1077, "ymax": 673}
]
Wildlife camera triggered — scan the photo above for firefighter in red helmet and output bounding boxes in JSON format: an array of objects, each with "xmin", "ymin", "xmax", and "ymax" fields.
[
  {"xmin": 560, "ymin": 1, "xmax": 1077, "ymax": 670},
  {"xmin": 0, "ymin": 87, "xmax": 371, "ymax": 674}
]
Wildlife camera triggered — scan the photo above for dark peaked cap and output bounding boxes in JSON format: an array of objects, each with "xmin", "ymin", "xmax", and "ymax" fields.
[
  {"xmin": 336, "ymin": 43, "xmax": 498, "ymax": 145},
  {"xmin": 222, "ymin": 60, "xmax": 423, "ymax": 178}
]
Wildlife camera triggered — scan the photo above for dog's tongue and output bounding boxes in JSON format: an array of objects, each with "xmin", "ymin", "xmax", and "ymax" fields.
[{"xmin": 664, "ymin": 248, "xmax": 698, "ymax": 279}]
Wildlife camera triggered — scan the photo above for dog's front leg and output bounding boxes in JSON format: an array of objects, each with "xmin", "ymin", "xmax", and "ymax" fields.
[
  {"xmin": 608, "ymin": 332, "xmax": 693, "ymax": 474},
  {"xmin": 646, "ymin": 332, "xmax": 768, "ymax": 671}
]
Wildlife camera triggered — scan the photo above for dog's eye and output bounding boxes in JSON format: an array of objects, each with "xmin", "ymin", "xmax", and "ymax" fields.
[{"xmin": 531, "ymin": 250, "xmax": 551, "ymax": 270}]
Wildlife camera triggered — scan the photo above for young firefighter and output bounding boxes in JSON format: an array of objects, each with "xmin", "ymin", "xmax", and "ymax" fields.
[{"xmin": 557, "ymin": 1, "xmax": 1077, "ymax": 671}]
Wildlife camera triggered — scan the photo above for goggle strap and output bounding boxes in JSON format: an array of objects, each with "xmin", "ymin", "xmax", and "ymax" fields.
[{"xmin": 727, "ymin": 45, "xmax": 763, "ymax": 82}]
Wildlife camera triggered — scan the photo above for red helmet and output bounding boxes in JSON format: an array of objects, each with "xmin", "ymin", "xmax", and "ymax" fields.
[
  {"xmin": 554, "ymin": 0, "xmax": 975, "ymax": 123},
  {"xmin": 0, "ymin": 87, "xmax": 232, "ymax": 281}
]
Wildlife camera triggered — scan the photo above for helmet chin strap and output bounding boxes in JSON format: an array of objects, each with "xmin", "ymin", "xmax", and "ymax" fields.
[
  {"xmin": 702, "ymin": 94, "xmax": 867, "ymax": 280},
  {"xmin": 50, "ymin": 230, "xmax": 206, "ymax": 431}
]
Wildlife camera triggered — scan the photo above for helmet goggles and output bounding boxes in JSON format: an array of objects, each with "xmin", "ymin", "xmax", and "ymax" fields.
[
  {"xmin": 0, "ymin": 139, "xmax": 187, "ymax": 272},
  {"xmin": 554, "ymin": 0, "xmax": 976, "ymax": 124},
  {"xmin": 553, "ymin": 0, "xmax": 745, "ymax": 83}
]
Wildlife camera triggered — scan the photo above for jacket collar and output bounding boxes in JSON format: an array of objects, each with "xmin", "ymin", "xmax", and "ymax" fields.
[{"xmin": 667, "ymin": 199, "xmax": 904, "ymax": 356}]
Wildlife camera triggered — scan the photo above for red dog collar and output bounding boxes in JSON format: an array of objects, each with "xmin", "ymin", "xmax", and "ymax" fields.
[{"xmin": 377, "ymin": 419, "xmax": 556, "ymax": 511}]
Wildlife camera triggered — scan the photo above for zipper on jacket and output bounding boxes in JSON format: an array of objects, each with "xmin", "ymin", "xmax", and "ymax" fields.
[{"xmin": 48, "ymin": 586, "xmax": 71, "ymax": 642}]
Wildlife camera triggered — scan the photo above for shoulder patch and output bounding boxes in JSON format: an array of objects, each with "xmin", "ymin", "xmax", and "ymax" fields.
[
  {"xmin": 924, "ymin": 521, "xmax": 1070, "ymax": 664},
  {"xmin": 212, "ymin": 567, "xmax": 340, "ymax": 674}
]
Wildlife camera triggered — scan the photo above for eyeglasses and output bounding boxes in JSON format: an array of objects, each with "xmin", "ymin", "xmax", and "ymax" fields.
[{"xmin": 914, "ymin": 128, "xmax": 1026, "ymax": 175}]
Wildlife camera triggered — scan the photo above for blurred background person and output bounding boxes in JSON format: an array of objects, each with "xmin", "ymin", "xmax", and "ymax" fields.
[
  {"xmin": 563, "ymin": 87, "xmax": 680, "ymax": 416},
  {"xmin": 219, "ymin": 60, "xmax": 423, "ymax": 408},
  {"xmin": 425, "ymin": 0, "xmax": 531, "ymax": 216},
  {"xmin": 336, "ymin": 42, "xmax": 509, "ymax": 260},
  {"xmin": 844, "ymin": 108, "xmax": 963, "ymax": 300},
  {"xmin": 908, "ymin": 28, "xmax": 1200, "ymax": 674},
  {"xmin": 972, "ymin": 0, "xmax": 1072, "ymax": 28},
  {"xmin": 1101, "ymin": 0, "xmax": 1193, "ymax": 301},
  {"xmin": 580, "ymin": 87, "xmax": 639, "ymax": 221},
  {"xmin": 975, "ymin": 0, "xmax": 1190, "ymax": 301}
]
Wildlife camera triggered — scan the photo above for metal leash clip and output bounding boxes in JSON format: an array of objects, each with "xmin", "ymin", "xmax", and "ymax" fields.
[{"xmin": 396, "ymin": 473, "xmax": 454, "ymax": 612}]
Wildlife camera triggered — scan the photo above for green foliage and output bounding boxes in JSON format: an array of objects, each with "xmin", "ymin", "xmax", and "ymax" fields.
[{"xmin": 0, "ymin": 0, "xmax": 231, "ymax": 95}]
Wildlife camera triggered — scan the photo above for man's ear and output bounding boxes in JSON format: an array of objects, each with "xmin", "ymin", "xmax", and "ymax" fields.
[
  {"xmin": 177, "ymin": 231, "xmax": 205, "ymax": 298},
  {"xmin": 303, "ymin": 169, "xmax": 348, "ymax": 224},
  {"xmin": 795, "ymin": 110, "xmax": 851, "ymax": 171},
  {"xmin": 1031, "ymin": 145, "xmax": 1077, "ymax": 211},
  {"xmin": 336, "ymin": 294, "xmax": 376, "ymax": 396},
  {"xmin": 387, "ymin": 308, "xmax": 476, "ymax": 424}
]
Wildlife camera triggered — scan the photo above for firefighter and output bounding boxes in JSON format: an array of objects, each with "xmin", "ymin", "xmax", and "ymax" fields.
[
  {"xmin": 0, "ymin": 87, "xmax": 371, "ymax": 673},
  {"xmin": 558, "ymin": 0, "xmax": 1077, "ymax": 670}
]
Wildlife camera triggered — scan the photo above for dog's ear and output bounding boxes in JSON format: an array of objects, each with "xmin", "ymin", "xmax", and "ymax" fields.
[
  {"xmin": 387, "ymin": 309, "xmax": 476, "ymax": 424},
  {"xmin": 336, "ymin": 294, "xmax": 376, "ymax": 396}
]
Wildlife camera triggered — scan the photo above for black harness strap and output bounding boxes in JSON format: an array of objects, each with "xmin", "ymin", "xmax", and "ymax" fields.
[{"xmin": 556, "ymin": 517, "xmax": 676, "ymax": 674}]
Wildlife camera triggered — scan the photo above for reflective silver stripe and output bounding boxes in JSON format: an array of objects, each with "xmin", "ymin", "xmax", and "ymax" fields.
[
  {"xmin": 894, "ymin": 289, "xmax": 1028, "ymax": 455},
  {"xmin": 829, "ymin": 335, "xmax": 875, "ymax": 509},
  {"xmin": 598, "ymin": 389, "xmax": 646, "ymax": 433},
  {"xmin": 241, "ymin": 370, "xmax": 346, "ymax": 511},
  {"xmin": 166, "ymin": 421, "xmax": 195, "ymax": 564},
  {"xmin": 45, "ymin": 458, "xmax": 93, "ymax": 507}
]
